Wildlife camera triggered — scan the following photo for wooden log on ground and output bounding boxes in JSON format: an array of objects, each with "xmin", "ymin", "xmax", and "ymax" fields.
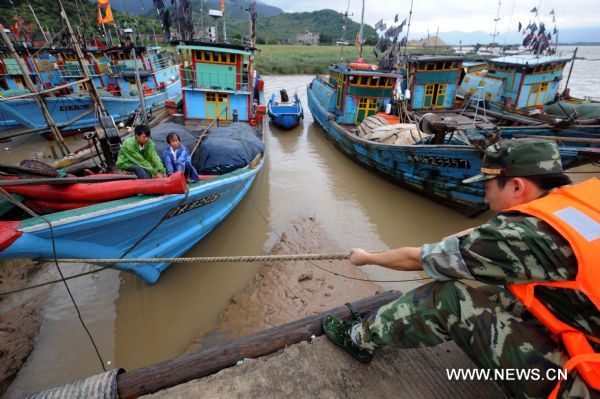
[{"xmin": 117, "ymin": 290, "xmax": 402, "ymax": 399}]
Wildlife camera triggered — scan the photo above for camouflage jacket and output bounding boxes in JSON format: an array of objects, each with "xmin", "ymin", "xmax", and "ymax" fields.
[{"xmin": 421, "ymin": 211, "xmax": 600, "ymax": 338}]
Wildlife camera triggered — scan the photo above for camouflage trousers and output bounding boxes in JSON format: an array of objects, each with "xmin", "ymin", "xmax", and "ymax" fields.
[{"xmin": 352, "ymin": 280, "xmax": 598, "ymax": 399}]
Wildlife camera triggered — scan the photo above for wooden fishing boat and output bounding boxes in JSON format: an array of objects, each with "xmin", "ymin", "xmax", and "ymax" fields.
[
  {"xmin": 307, "ymin": 61, "xmax": 599, "ymax": 216},
  {"xmin": 0, "ymin": 43, "xmax": 181, "ymax": 138},
  {"xmin": 0, "ymin": 37, "xmax": 267, "ymax": 283},
  {"xmin": 267, "ymin": 90, "xmax": 303, "ymax": 129}
]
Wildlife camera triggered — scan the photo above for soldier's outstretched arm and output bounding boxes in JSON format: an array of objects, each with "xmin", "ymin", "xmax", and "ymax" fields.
[{"xmin": 349, "ymin": 248, "xmax": 422, "ymax": 271}]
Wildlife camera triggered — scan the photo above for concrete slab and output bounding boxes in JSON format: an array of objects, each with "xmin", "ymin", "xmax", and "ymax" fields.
[{"xmin": 143, "ymin": 337, "xmax": 507, "ymax": 399}]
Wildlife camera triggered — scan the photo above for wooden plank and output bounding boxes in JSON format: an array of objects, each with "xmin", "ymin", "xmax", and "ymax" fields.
[{"xmin": 117, "ymin": 290, "xmax": 402, "ymax": 399}]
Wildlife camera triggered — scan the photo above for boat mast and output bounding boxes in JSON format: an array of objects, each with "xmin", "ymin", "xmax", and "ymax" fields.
[
  {"xmin": 563, "ymin": 47, "xmax": 578, "ymax": 97},
  {"xmin": 131, "ymin": 47, "xmax": 149, "ymax": 125},
  {"xmin": 339, "ymin": 0, "xmax": 350, "ymax": 61},
  {"xmin": 358, "ymin": 0, "xmax": 365, "ymax": 58},
  {"xmin": 27, "ymin": 1, "xmax": 50, "ymax": 45},
  {"xmin": 491, "ymin": 0, "xmax": 501, "ymax": 46},
  {"xmin": 0, "ymin": 26, "xmax": 71, "ymax": 156},
  {"xmin": 402, "ymin": 0, "xmax": 414, "ymax": 60},
  {"xmin": 58, "ymin": 0, "xmax": 108, "ymax": 120}
]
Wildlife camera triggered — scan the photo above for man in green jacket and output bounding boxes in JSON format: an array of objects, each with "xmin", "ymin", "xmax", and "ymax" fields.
[{"xmin": 116, "ymin": 125, "xmax": 166, "ymax": 179}]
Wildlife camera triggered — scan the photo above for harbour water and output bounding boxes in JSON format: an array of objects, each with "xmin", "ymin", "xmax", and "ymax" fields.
[{"xmin": 2, "ymin": 46, "xmax": 600, "ymax": 397}]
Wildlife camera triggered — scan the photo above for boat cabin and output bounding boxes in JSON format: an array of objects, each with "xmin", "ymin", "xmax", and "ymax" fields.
[
  {"xmin": 458, "ymin": 54, "xmax": 571, "ymax": 109},
  {"xmin": 327, "ymin": 62, "xmax": 398, "ymax": 125},
  {"xmin": 103, "ymin": 46, "xmax": 178, "ymax": 97},
  {"xmin": 177, "ymin": 41, "xmax": 257, "ymax": 122},
  {"xmin": 405, "ymin": 56, "xmax": 463, "ymax": 111},
  {"xmin": 0, "ymin": 46, "xmax": 50, "ymax": 96}
]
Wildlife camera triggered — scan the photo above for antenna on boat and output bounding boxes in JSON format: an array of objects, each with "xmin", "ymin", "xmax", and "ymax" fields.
[
  {"xmin": 491, "ymin": 0, "xmax": 501, "ymax": 45},
  {"xmin": 339, "ymin": 0, "xmax": 351, "ymax": 61},
  {"xmin": 0, "ymin": 25, "xmax": 71, "ymax": 156}
]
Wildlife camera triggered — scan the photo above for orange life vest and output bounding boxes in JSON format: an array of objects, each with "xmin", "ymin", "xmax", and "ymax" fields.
[{"xmin": 507, "ymin": 178, "xmax": 600, "ymax": 398}]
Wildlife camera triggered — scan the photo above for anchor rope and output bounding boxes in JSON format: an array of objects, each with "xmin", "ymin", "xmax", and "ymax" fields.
[{"xmin": 46, "ymin": 253, "xmax": 351, "ymax": 264}]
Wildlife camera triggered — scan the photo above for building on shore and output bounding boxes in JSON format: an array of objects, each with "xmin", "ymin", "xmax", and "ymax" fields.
[{"xmin": 296, "ymin": 31, "xmax": 320, "ymax": 46}]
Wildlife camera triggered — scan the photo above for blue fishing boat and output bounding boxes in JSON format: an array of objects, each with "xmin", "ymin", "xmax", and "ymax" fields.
[
  {"xmin": 267, "ymin": 90, "xmax": 303, "ymax": 129},
  {"xmin": 458, "ymin": 54, "xmax": 572, "ymax": 116},
  {"xmin": 0, "ymin": 43, "xmax": 181, "ymax": 137},
  {"xmin": 0, "ymin": 35, "xmax": 267, "ymax": 283},
  {"xmin": 307, "ymin": 58, "xmax": 599, "ymax": 215}
]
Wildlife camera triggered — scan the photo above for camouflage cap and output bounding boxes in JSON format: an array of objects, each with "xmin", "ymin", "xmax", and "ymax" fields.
[{"xmin": 463, "ymin": 138, "xmax": 563, "ymax": 184}]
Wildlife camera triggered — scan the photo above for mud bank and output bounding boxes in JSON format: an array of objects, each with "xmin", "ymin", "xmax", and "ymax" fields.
[
  {"xmin": 187, "ymin": 216, "xmax": 382, "ymax": 351},
  {"xmin": 0, "ymin": 260, "xmax": 50, "ymax": 394}
]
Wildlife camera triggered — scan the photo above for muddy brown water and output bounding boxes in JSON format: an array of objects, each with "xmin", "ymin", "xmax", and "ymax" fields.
[{"xmin": 2, "ymin": 74, "xmax": 596, "ymax": 397}]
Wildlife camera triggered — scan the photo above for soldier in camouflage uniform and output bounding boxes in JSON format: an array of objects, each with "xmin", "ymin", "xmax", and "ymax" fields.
[{"xmin": 323, "ymin": 139, "xmax": 600, "ymax": 399}]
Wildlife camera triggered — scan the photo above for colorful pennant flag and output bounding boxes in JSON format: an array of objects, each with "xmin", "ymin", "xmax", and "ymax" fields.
[{"xmin": 97, "ymin": 0, "xmax": 113, "ymax": 24}]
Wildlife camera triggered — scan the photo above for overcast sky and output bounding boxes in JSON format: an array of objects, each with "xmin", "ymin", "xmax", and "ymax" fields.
[{"xmin": 260, "ymin": 0, "xmax": 595, "ymax": 35}]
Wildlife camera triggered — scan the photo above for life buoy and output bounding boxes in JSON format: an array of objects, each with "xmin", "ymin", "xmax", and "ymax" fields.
[
  {"xmin": 250, "ymin": 117, "xmax": 258, "ymax": 126},
  {"xmin": 348, "ymin": 63, "xmax": 379, "ymax": 71}
]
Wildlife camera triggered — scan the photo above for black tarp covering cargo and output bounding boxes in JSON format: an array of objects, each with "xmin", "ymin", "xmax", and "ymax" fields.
[
  {"xmin": 151, "ymin": 123, "xmax": 197, "ymax": 156},
  {"xmin": 151, "ymin": 122, "xmax": 264, "ymax": 175},
  {"xmin": 193, "ymin": 123, "xmax": 264, "ymax": 174}
]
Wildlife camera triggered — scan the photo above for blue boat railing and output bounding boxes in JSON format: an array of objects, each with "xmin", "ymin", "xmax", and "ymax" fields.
[
  {"xmin": 180, "ymin": 68, "xmax": 251, "ymax": 92},
  {"xmin": 146, "ymin": 55, "xmax": 176, "ymax": 72},
  {"xmin": 60, "ymin": 62, "xmax": 107, "ymax": 77}
]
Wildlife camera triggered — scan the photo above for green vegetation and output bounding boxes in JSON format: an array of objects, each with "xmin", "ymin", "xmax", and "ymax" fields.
[
  {"xmin": 0, "ymin": 0, "xmax": 161, "ymax": 42},
  {"xmin": 256, "ymin": 45, "xmax": 377, "ymax": 74},
  {"xmin": 255, "ymin": 45, "xmax": 457, "ymax": 75},
  {"xmin": 254, "ymin": 10, "xmax": 377, "ymax": 45}
]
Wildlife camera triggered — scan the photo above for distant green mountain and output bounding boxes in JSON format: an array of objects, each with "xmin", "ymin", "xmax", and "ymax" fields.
[
  {"xmin": 255, "ymin": 9, "xmax": 378, "ymax": 45},
  {"xmin": 0, "ymin": 0, "xmax": 161, "ymax": 39},
  {"xmin": 0, "ymin": 1, "xmax": 377, "ymax": 47},
  {"xmin": 111, "ymin": 0, "xmax": 284, "ymax": 19}
]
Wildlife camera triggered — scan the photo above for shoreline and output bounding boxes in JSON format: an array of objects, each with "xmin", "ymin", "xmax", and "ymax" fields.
[{"xmin": 186, "ymin": 216, "xmax": 384, "ymax": 353}]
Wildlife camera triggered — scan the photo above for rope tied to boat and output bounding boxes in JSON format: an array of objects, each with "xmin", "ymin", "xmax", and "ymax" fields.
[{"xmin": 46, "ymin": 253, "xmax": 351, "ymax": 264}]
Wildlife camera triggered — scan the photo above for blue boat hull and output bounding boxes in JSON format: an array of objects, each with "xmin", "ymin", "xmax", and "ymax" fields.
[
  {"xmin": 267, "ymin": 95, "xmax": 303, "ymax": 130},
  {"xmin": 307, "ymin": 79, "xmax": 488, "ymax": 215},
  {"xmin": 0, "ymin": 78, "xmax": 181, "ymax": 134},
  {"xmin": 269, "ymin": 112, "xmax": 302, "ymax": 129},
  {"xmin": 307, "ymin": 77, "xmax": 599, "ymax": 215},
  {"xmin": 0, "ymin": 125, "xmax": 265, "ymax": 283}
]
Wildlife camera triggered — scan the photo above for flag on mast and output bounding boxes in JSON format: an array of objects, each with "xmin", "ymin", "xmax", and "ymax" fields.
[{"xmin": 97, "ymin": 0, "xmax": 114, "ymax": 24}]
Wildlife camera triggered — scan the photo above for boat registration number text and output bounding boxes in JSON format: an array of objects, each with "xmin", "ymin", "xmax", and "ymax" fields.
[
  {"xmin": 166, "ymin": 193, "xmax": 222, "ymax": 219},
  {"xmin": 59, "ymin": 104, "xmax": 90, "ymax": 111},
  {"xmin": 407, "ymin": 154, "xmax": 471, "ymax": 169}
]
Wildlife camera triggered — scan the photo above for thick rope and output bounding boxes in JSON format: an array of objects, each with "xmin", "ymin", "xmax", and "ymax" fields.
[{"xmin": 46, "ymin": 253, "xmax": 351, "ymax": 264}]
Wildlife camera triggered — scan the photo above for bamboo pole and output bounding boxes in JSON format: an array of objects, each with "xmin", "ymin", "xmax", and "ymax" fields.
[
  {"xmin": 0, "ymin": 25, "xmax": 71, "ymax": 156},
  {"xmin": 563, "ymin": 47, "xmax": 578, "ymax": 97},
  {"xmin": 131, "ymin": 47, "xmax": 148, "ymax": 125},
  {"xmin": 57, "ymin": 0, "xmax": 108, "ymax": 119}
]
